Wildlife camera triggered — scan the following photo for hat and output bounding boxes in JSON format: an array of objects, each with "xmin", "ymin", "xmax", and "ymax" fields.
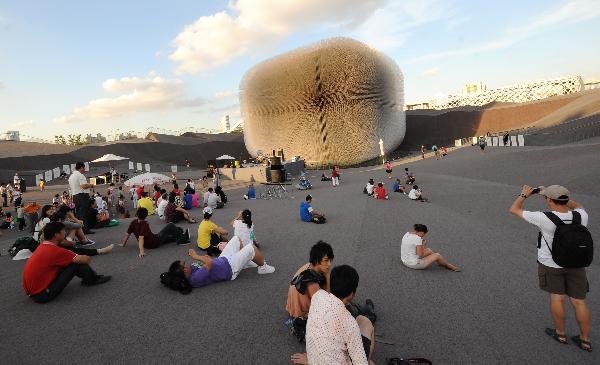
[
  {"xmin": 203, "ymin": 207, "xmax": 213, "ymax": 215},
  {"xmin": 539, "ymin": 185, "xmax": 570, "ymax": 201}
]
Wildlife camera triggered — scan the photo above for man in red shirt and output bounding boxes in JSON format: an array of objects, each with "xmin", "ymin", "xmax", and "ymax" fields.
[
  {"xmin": 373, "ymin": 182, "xmax": 389, "ymax": 200},
  {"xmin": 22, "ymin": 221, "xmax": 111, "ymax": 304}
]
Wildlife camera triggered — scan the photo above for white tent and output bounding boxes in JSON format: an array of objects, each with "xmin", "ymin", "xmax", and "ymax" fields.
[
  {"xmin": 91, "ymin": 154, "xmax": 129, "ymax": 163},
  {"xmin": 216, "ymin": 154, "xmax": 236, "ymax": 160},
  {"xmin": 124, "ymin": 172, "xmax": 171, "ymax": 187}
]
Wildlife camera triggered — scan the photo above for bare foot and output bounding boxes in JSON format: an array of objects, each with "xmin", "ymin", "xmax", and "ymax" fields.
[
  {"xmin": 447, "ymin": 264, "xmax": 461, "ymax": 272},
  {"xmin": 291, "ymin": 353, "xmax": 308, "ymax": 365},
  {"xmin": 98, "ymin": 244, "xmax": 114, "ymax": 255}
]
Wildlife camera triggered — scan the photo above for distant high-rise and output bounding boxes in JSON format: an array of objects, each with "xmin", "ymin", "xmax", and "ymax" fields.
[
  {"xmin": 463, "ymin": 81, "xmax": 487, "ymax": 95},
  {"xmin": 221, "ymin": 115, "xmax": 230, "ymax": 133}
]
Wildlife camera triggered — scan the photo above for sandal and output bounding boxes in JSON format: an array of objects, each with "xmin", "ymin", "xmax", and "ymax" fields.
[
  {"xmin": 545, "ymin": 328, "xmax": 567, "ymax": 344},
  {"xmin": 571, "ymin": 335, "xmax": 592, "ymax": 352}
]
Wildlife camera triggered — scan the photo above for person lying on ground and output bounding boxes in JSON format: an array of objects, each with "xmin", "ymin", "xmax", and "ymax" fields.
[
  {"xmin": 300, "ymin": 195, "xmax": 326, "ymax": 224},
  {"xmin": 121, "ymin": 207, "xmax": 190, "ymax": 258},
  {"xmin": 22, "ymin": 221, "xmax": 111, "ymax": 304},
  {"xmin": 286, "ymin": 241, "xmax": 334, "ymax": 319},
  {"xmin": 164, "ymin": 194, "xmax": 196, "ymax": 223},
  {"xmin": 393, "ymin": 178, "xmax": 406, "ymax": 194},
  {"xmin": 373, "ymin": 182, "xmax": 389, "ymax": 200},
  {"xmin": 408, "ymin": 185, "xmax": 428, "ymax": 202},
  {"xmin": 401, "ymin": 224, "xmax": 460, "ymax": 271},
  {"xmin": 291, "ymin": 265, "xmax": 375, "ymax": 365},
  {"xmin": 232, "ymin": 209, "xmax": 260, "ymax": 248},
  {"xmin": 137, "ymin": 191, "xmax": 154, "ymax": 215},
  {"xmin": 197, "ymin": 207, "xmax": 229, "ymax": 256},
  {"xmin": 364, "ymin": 179, "xmax": 375, "ymax": 196},
  {"xmin": 165, "ymin": 237, "xmax": 275, "ymax": 290},
  {"xmin": 509, "ymin": 184, "xmax": 592, "ymax": 352},
  {"xmin": 50, "ymin": 204, "xmax": 95, "ymax": 245}
]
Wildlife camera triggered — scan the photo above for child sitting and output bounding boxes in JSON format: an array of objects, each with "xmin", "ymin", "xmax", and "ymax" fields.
[
  {"xmin": 1, "ymin": 212, "xmax": 14, "ymax": 229},
  {"xmin": 244, "ymin": 184, "xmax": 256, "ymax": 200},
  {"xmin": 373, "ymin": 182, "xmax": 389, "ymax": 200},
  {"xmin": 393, "ymin": 178, "xmax": 406, "ymax": 194}
]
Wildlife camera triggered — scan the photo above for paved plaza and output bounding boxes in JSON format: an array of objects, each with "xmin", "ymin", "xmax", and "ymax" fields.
[{"xmin": 1, "ymin": 143, "xmax": 598, "ymax": 364}]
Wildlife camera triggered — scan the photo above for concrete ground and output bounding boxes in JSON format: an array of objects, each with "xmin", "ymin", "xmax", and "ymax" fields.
[{"xmin": 0, "ymin": 142, "xmax": 599, "ymax": 364}]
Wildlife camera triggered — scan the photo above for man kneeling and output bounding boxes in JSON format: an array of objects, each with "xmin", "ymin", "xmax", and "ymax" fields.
[
  {"xmin": 168, "ymin": 236, "xmax": 275, "ymax": 290},
  {"xmin": 23, "ymin": 221, "xmax": 111, "ymax": 303}
]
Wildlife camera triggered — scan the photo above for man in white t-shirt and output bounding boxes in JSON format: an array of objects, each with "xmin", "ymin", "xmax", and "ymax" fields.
[
  {"xmin": 408, "ymin": 185, "xmax": 427, "ymax": 202},
  {"xmin": 510, "ymin": 184, "xmax": 591, "ymax": 351},
  {"xmin": 156, "ymin": 193, "xmax": 168, "ymax": 220},
  {"xmin": 364, "ymin": 179, "xmax": 375, "ymax": 196},
  {"xmin": 206, "ymin": 188, "xmax": 223, "ymax": 210},
  {"xmin": 400, "ymin": 224, "xmax": 460, "ymax": 271},
  {"xmin": 68, "ymin": 162, "xmax": 95, "ymax": 233}
]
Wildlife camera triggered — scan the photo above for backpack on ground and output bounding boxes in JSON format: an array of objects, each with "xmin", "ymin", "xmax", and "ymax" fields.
[
  {"xmin": 542, "ymin": 211, "xmax": 593, "ymax": 268},
  {"xmin": 9, "ymin": 236, "xmax": 40, "ymax": 257}
]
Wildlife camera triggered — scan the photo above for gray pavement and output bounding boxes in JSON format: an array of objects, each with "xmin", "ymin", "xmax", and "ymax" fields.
[{"xmin": 0, "ymin": 143, "xmax": 599, "ymax": 364}]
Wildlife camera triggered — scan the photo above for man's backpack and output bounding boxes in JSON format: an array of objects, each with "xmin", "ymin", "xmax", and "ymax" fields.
[
  {"xmin": 542, "ymin": 211, "xmax": 593, "ymax": 268},
  {"xmin": 9, "ymin": 236, "xmax": 40, "ymax": 257}
]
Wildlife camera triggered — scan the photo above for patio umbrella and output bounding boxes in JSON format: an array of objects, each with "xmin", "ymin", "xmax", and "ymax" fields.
[
  {"xmin": 216, "ymin": 154, "xmax": 236, "ymax": 160},
  {"xmin": 91, "ymin": 154, "xmax": 129, "ymax": 162},
  {"xmin": 124, "ymin": 172, "xmax": 171, "ymax": 187}
]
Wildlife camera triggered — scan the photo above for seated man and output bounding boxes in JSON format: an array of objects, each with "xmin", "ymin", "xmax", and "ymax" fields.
[
  {"xmin": 205, "ymin": 188, "xmax": 224, "ymax": 209},
  {"xmin": 393, "ymin": 179, "xmax": 406, "ymax": 194},
  {"xmin": 300, "ymin": 195, "xmax": 326, "ymax": 224},
  {"xmin": 164, "ymin": 194, "xmax": 196, "ymax": 223},
  {"xmin": 87, "ymin": 199, "xmax": 110, "ymax": 229},
  {"xmin": 408, "ymin": 185, "xmax": 427, "ymax": 202},
  {"xmin": 244, "ymin": 184, "xmax": 256, "ymax": 200},
  {"xmin": 165, "ymin": 237, "xmax": 275, "ymax": 290},
  {"xmin": 401, "ymin": 224, "xmax": 460, "ymax": 271},
  {"xmin": 22, "ymin": 221, "xmax": 111, "ymax": 304},
  {"xmin": 373, "ymin": 182, "xmax": 389, "ymax": 200},
  {"xmin": 404, "ymin": 167, "xmax": 415, "ymax": 185},
  {"xmin": 156, "ymin": 193, "xmax": 169, "ymax": 219},
  {"xmin": 197, "ymin": 207, "xmax": 229, "ymax": 256},
  {"xmin": 291, "ymin": 265, "xmax": 375, "ymax": 365},
  {"xmin": 137, "ymin": 192, "xmax": 155, "ymax": 215},
  {"xmin": 121, "ymin": 207, "xmax": 190, "ymax": 257},
  {"xmin": 287, "ymin": 241, "xmax": 334, "ymax": 320}
]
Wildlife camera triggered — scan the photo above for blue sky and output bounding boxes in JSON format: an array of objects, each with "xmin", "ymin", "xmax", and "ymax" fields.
[{"xmin": 1, "ymin": 0, "xmax": 599, "ymax": 140}]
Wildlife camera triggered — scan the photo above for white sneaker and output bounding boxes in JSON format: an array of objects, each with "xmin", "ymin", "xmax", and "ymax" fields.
[
  {"xmin": 258, "ymin": 263, "xmax": 275, "ymax": 274},
  {"xmin": 244, "ymin": 261, "xmax": 258, "ymax": 269}
]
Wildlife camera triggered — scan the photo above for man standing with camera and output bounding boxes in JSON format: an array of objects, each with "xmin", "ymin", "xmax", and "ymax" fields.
[
  {"xmin": 69, "ymin": 162, "xmax": 95, "ymax": 234},
  {"xmin": 510, "ymin": 185, "xmax": 593, "ymax": 352}
]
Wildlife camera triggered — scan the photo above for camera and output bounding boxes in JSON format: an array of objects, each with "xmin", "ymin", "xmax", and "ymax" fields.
[{"xmin": 531, "ymin": 188, "xmax": 540, "ymax": 194}]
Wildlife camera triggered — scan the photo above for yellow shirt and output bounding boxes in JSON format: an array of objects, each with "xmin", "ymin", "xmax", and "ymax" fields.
[
  {"xmin": 197, "ymin": 220, "xmax": 217, "ymax": 249},
  {"xmin": 137, "ymin": 197, "xmax": 154, "ymax": 215}
]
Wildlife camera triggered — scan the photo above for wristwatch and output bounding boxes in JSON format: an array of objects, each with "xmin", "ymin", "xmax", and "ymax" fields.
[{"xmin": 520, "ymin": 194, "xmax": 527, "ymax": 198}]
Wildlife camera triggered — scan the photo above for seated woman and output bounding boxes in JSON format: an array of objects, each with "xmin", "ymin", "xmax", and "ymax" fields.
[
  {"xmin": 162, "ymin": 238, "xmax": 275, "ymax": 293},
  {"xmin": 87, "ymin": 199, "xmax": 110, "ymax": 229},
  {"xmin": 408, "ymin": 185, "xmax": 428, "ymax": 202},
  {"xmin": 243, "ymin": 184, "xmax": 256, "ymax": 200},
  {"xmin": 373, "ymin": 182, "xmax": 389, "ymax": 200},
  {"xmin": 164, "ymin": 194, "xmax": 196, "ymax": 223},
  {"xmin": 400, "ymin": 224, "xmax": 460, "ymax": 271},
  {"xmin": 51, "ymin": 204, "xmax": 94, "ymax": 245},
  {"xmin": 232, "ymin": 209, "xmax": 260, "ymax": 248},
  {"xmin": 215, "ymin": 186, "xmax": 228, "ymax": 205}
]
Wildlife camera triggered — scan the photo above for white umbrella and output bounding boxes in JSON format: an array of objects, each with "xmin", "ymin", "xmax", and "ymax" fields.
[
  {"xmin": 91, "ymin": 154, "xmax": 129, "ymax": 163},
  {"xmin": 124, "ymin": 172, "xmax": 171, "ymax": 187},
  {"xmin": 216, "ymin": 154, "xmax": 236, "ymax": 160}
]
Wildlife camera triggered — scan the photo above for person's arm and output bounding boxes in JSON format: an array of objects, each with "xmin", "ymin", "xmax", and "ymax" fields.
[
  {"xmin": 120, "ymin": 233, "xmax": 130, "ymax": 247},
  {"xmin": 345, "ymin": 314, "xmax": 370, "ymax": 365},
  {"xmin": 509, "ymin": 185, "xmax": 535, "ymax": 219},
  {"xmin": 73, "ymin": 254, "xmax": 91, "ymax": 265},
  {"xmin": 66, "ymin": 211, "xmax": 84, "ymax": 225},
  {"xmin": 306, "ymin": 282, "xmax": 321, "ymax": 299},
  {"xmin": 188, "ymin": 249, "xmax": 213, "ymax": 270},
  {"xmin": 214, "ymin": 226, "xmax": 228, "ymax": 236},
  {"xmin": 138, "ymin": 236, "xmax": 145, "ymax": 257},
  {"xmin": 566, "ymin": 199, "xmax": 583, "ymax": 210},
  {"xmin": 290, "ymin": 353, "xmax": 308, "ymax": 365}
]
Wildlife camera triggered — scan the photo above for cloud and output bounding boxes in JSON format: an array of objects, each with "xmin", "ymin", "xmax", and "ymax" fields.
[
  {"xmin": 421, "ymin": 67, "xmax": 440, "ymax": 77},
  {"xmin": 353, "ymin": 0, "xmax": 452, "ymax": 50},
  {"xmin": 14, "ymin": 120, "xmax": 34, "ymax": 127},
  {"xmin": 214, "ymin": 90, "xmax": 238, "ymax": 99},
  {"xmin": 169, "ymin": 0, "xmax": 386, "ymax": 74},
  {"xmin": 409, "ymin": 0, "xmax": 600, "ymax": 63},
  {"xmin": 54, "ymin": 74, "xmax": 205, "ymax": 124},
  {"xmin": 0, "ymin": 80, "xmax": 4, "ymax": 89}
]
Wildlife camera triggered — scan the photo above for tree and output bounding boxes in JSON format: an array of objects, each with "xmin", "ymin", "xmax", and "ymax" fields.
[{"xmin": 54, "ymin": 135, "xmax": 66, "ymax": 144}]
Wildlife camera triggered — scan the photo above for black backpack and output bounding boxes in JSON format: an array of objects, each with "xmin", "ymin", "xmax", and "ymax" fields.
[
  {"xmin": 9, "ymin": 236, "xmax": 40, "ymax": 257},
  {"xmin": 542, "ymin": 211, "xmax": 593, "ymax": 268}
]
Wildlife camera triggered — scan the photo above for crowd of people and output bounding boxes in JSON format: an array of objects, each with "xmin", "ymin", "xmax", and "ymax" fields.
[{"xmin": 5, "ymin": 147, "xmax": 594, "ymax": 362}]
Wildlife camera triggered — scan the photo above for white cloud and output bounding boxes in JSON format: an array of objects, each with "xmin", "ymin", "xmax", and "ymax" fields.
[
  {"xmin": 421, "ymin": 67, "xmax": 440, "ymax": 77},
  {"xmin": 14, "ymin": 120, "xmax": 34, "ymax": 127},
  {"xmin": 169, "ymin": 0, "xmax": 386, "ymax": 74},
  {"xmin": 409, "ymin": 0, "xmax": 600, "ymax": 63},
  {"xmin": 54, "ymin": 74, "xmax": 205, "ymax": 124},
  {"xmin": 0, "ymin": 80, "xmax": 4, "ymax": 89},
  {"xmin": 214, "ymin": 90, "xmax": 239, "ymax": 99}
]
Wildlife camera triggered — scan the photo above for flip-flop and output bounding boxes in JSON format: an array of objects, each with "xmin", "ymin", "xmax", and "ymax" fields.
[
  {"xmin": 545, "ymin": 328, "xmax": 568, "ymax": 344},
  {"xmin": 571, "ymin": 335, "xmax": 592, "ymax": 352}
]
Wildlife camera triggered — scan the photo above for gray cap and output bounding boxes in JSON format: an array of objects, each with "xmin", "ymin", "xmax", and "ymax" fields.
[{"xmin": 539, "ymin": 185, "xmax": 570, "ymax": 201}]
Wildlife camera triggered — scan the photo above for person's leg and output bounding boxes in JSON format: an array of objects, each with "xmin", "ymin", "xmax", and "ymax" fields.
[
  {"xmin": 31, "ymin": 263, "xmax": 98, "ymax": 303},
  {"xmin": 569, "ymin": 298, "xmax": 591, "ymax": 343},
  {"xmin": 550, "ymin": 294, "xmax": 567, "ymax": 337},
  {"xmin": 157, "ymin": 222, "xmax": 181, "ymax": 244},
  {"xmin": 356, "ymin": 315, "xmax": 375, "ymax": 363},
  {"xmin": 421, "ymin": 252, "xmax": 459, "ymax": 271},
  {"xmin": 69, "ymin": 247, "xmax": 99, "ymax": 256}
]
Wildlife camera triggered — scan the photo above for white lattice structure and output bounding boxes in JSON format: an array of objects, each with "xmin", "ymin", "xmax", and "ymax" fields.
[{"xmin": 427, "ymin": 76, "xmax": 583, "ymax": 110}]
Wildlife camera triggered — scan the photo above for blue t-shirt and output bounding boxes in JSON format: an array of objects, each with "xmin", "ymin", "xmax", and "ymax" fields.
[
  {"xmin": 183, "ymin": 194, "xmax": 193, "ymax": 210},
  {"xmin": 189, "ymin": 258, "xmax": 233, "ymax": 288},
  {"xmin": 247, "ymin": 187, "xmax": 255, "ymax": 199},
  {"xmin": 300, "ymin": 201, "xmax": 312, "ymax": 222},
  {"xmin": 393, "ymin": 182, "xmax": 400, "ymax": 192}
]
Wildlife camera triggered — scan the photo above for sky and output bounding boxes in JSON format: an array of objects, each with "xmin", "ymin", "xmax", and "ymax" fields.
[{"xmin": 1, "ymin": 0, "xmax": 599, "ymax": 140}]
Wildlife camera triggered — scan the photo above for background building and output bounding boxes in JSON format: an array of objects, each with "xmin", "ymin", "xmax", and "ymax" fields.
[{"xmin": 2, "ymin": 131, "xmax": 20, "ymax": 141}]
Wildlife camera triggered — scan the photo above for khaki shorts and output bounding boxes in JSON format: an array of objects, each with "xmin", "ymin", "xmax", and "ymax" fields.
[{"xmin": 538, "ymin": 263, "xmax": 589, "ymax": 299}]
